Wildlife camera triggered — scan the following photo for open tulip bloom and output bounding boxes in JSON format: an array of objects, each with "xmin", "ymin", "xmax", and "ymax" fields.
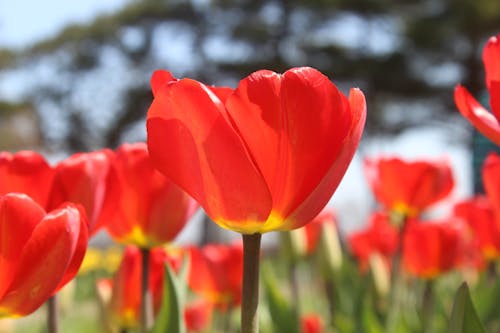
[
  {"xmin": 364, "ymin": 157, "xmax": 454, "ymax": 219},
  {"xmin": 147, "ymin": 67, "xmax": 366, "ymax": 332},
  {"xmin": 455, "ymin": 33, "xmax": 500, "ymax": 145},
  {"xmin": 0, "ymin": 193, "xmax": 88, "ymax": 318}
]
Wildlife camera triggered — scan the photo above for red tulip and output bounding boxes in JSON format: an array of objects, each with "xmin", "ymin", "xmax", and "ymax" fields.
[
  {"xmin": 364, "ymin": 157, "xmax": 454, "ymax": 217},
  {"xmin": 0, "ymin": 151, "xmax": 54, "ymax": 208},
  {"xmin": 99, "ymin": 142, "xmax": 198, "ymax": 248},
  {"xmin": 48, "ymin": 149, "xmax": 113, "ymax": 235},
  {"xmin": 455, "ymin": 33, "xmax": 500, "ymax": 145},
  {"xmin": 0, "ymin": 193, "xmax": 88, "ymax": 318},
  {"xmin": 147, "ymin": 67, "xmax": 366, "ymax": 234},
  {"xmin": 348, "ymin": 211, "xmax": 399, "ymax": 271},
  {"xmin": 402, "ymin": 219, "xmax": 465, "ymax": 279},
  {"xmin": 454, "ymin": 196, "xmax": 500, "ymax": 261},
  {"xmin": 108, "ymin": 246, "xmax": 167, "ymax": 329},
  {"xmin": 184, "ymin": 299, "xmax": 213, "ymax": 332},
  {"xmin": 301, "ymin": 314, "xmax": 324, "ymax": 333},
  {"xmin": 188, "ymin": 243, "xmax": 243, "ymax": 309}
]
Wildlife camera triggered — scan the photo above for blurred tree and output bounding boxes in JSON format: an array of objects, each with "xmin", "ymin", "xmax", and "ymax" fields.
[{"xmin": 1, "ymin": 0, "xmax": 499, "ymax": 151}]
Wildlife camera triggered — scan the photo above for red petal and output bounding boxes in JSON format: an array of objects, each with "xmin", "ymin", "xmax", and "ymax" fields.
[
  {"xmin": 0, "ymin": 203, "xmax": 82, "ymax": 316},
  {"xmin": 286, "ymin": 87, "xmax": 366, "ymax": 229},
  {"xmin": 0, "ymin": 151, "xmax": 54, "ymax": 208},
  {"xmin": 455, "ymin": 85, "xmax": 500, "ymax": 145},
  {"xmin": 0, "ymin": 194, "xmax": 45, "ymax": 299},
  {"xmin": 491, "ymin": 81, "xmax": 500, "ymax": 121},
  {"xmin": 53, "ymin": 203, "xmax": 88, "ymax": 292},
  {"xmin": 483, "ymin": 34, "xmax": 500, "ymax": 88},
  {"xmin": 226, "ymin": 67, "xmax": 364, "ymax": 230},
  {"xmin": 150, "ymin": 70, "xmax": 177, "ymax": 97},
  {"xmin": 48, "ymin": 150, "xmax": 112, "ymax": 235},
  {"xmin": 147, "ymin": 78, "xmax": 272, "ymax": 229}
]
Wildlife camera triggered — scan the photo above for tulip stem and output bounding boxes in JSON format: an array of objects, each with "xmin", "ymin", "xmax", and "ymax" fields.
[
  {"xmin": 140, "ymin": 247, "xmax": 152, "ymax": 333},
  {"xmin": 241, "ymin": 233, "xmax": 262, "ymax": 333},
  {"xmin": 421, "ymin": 279, "xmax": 435, "ymax": 333},
  {"xmin": 47, "ymin": 295, "xmax": 59, "ymax": 333}
]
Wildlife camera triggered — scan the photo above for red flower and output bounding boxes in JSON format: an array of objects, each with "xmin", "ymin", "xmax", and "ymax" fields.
[
  {"xmin": 364, "ymin": 157, "xmax": 454, "ymax": 217},
  {"xmin": 0, "ymin": 151, "xmax": 54, "ymax": 208},
  {"xmin": 188, "ymin": 242, "xmax": 243, "ymax": 309},
  {"xmin": 454, "ymin": 196, "xmax": 500, "ymax": 261},
  {"xmin": 301, "ymin": 314, "xmax": 324, "ymax": 333},
  {"xmin": 184, "ymin": 299, "xmax": 213, "ymax": 332},
  {"xmin": 99, "ymin": 143, "xmax": 198, "ymax": 248},
  {"xmin": 48, "ymin": 149, "xmax": 113, "ymax": 236},
  {"xmin": 348, "ymin": 211, "xmax": 399, "ymax": 271},
  {"xmin": 147, "ymin": 67, "xmax": 366, "ymax": 234},
  {"xmin": 108, "ymin": 246, "xmax": 167, "ymax": 329},
  {"xmin": 455, "ymin": 33, "xmax": 500, "ymax": 145},
  {"xmin": 402, "ymin": 219, "xmax": 465, "ymax": 279},
  {"xmin": 0, "ymin": 193, "xmax": 88, "ymax": 318}
]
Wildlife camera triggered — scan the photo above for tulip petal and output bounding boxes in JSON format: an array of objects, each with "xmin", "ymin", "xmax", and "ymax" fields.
[
  {"xmin": 0, "ymin": 194, "xmax": 45, "ymax": 298},
  {"xmin": 286, "ymin": 87, "xmax": 366, "ymax": 229},
  {"xmin": 454, "ymin": 85, "xmax": 500, "ymax": 146},
  {"xmin": 53, "ymin": 204, "xmax": 88, "ymax": 292},
  {"xmin": 226, "ymin": 67, "xmax": 361, "ymax": 230},
  {"xmin": 147, "ymin": 78, "xmax": 272, "ymax": 228},
  {"xmin": 0, "ymin": 205, "xmax": 81, "ymax": 316},
  {"xmin": 151, "ymin": 70, "xmax": 177, "ymax": 98},
  {"xmin": 483, "ymin": 34, "xmax": 500, "ymax": 88},
  {"xmin": 48, "ymin": 150, "xmax": 111, "ymax": 234},
  {"xmin": 491, "ymin": 81, "xmax": 500, "ymax": 121},
  {"xmin": 0, "ymin": 152, "xmax": 54, "ymax": 208}
]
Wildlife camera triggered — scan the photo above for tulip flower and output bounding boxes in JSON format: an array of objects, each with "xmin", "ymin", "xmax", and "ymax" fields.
[
  {"xmin": 455, "ymin": 33, "xmax": 500, "ymax": 145},
  {"xmin": 184, "ymin": 299, "xmax": 213, "ymax": 332},
  {"xmin": 0, "ymin": 151, "xmax": 54, "ymax": 208},
  {"xmin": 147, "ymin": 67, "xmax": 366, "ymax": 234},
  {"xmin": 188, "ymin": 243, "xmax": 243, "ymax": 309},
  {"xmin": 402, "ymin": 219, "xmax": 465, "ymax": 279},
  {"xmin": 348, "ymin": 211, "xmax": 399, "ymax": 271},
  {"xmin": 48, "ymin": 149, "xmax": 113, "ymax": 235},
  {"xmin": 0, "ymin": 193, "xmax": 88, "ymax": 318},
  {"xmin": 147, "ymin": 67, "xmax": 365, "ymax": 333},
  {"xmin": 301, "ymin": 314, "xmax": 324, "ymax": 333},
  {"xmin": 107, "ymin": 246, "xmax": 167, "ymax": 330},
  {"xmin": 454, "ymin": 196, "xmax": 500, "ymax": 262},
  {"xmin": 364, "ymin": 157, "xmax": 454, "ymax": 218},
  {"xmin": 98, "ymin": 142, "xmax": 198, "ymax": 248}
]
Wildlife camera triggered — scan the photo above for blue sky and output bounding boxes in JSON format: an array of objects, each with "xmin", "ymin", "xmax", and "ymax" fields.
[{"xmin": 0, "ymin": 0, "xmax": 126, "ymax": 48}]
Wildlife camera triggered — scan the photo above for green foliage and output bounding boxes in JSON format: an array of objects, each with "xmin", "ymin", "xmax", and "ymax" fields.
[
  {"xmin": 151, "ymin": 256, "xmax": 189, "ymax": 333},
  {"xmin": 448, "ymin": 282, "xmax": 487, "ymax": 333},
  {"xmin": 262, "ymin": 262, "xmax": 300, "ymax": 333}
]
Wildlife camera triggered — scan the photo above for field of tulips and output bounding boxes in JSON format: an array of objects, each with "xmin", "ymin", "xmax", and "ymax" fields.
[{"xmin": 1, "ymin": 32, "xmax": 500, "ymax": 333}]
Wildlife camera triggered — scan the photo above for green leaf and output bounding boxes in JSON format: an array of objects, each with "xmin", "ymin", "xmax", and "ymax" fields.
[
  {"xmin": 150, "ymin": 255, "xmax": 189, "ymax": 333},
  {"xmin": 262, "ymin": 263, "xmax": 300, "ymax": 333},
  {"xmin": 448, "ymin": 282, "xmax": 487, "ymax": 333}
]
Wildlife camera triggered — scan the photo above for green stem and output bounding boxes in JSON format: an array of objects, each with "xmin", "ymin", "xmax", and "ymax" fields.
[
  {"xmin": 324, "ymin": 277, "xmax": 336, "ymax": 329},
  {"xmin": 241, "ymin": 233, "xmax": 262, "ymax": 333},
  {"xmin": 140, "ymin": 247, "xmax": 152, "ymax": 333},
  {"xmin": 47, "ymin": 295, "xmax": 59, "ymax": 333},
  {"xmin": 421, "ymin": 279, "xmax": 435, "ymax": 333}
]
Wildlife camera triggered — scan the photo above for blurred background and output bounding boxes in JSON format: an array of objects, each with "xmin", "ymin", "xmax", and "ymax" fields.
[{"xmin": 1, "ymin": 0, "xmax": 500, "ymax": 235}]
